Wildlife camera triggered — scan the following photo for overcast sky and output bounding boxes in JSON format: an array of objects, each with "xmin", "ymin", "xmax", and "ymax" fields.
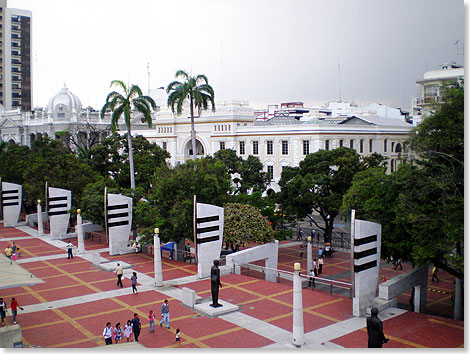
[{"xmin": 9, "ymin": 0, "xmax": 465, "ymax": 111}]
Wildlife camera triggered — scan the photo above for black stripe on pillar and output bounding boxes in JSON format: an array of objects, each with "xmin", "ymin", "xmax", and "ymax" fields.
[
  {"xmin": 354, "ymin": 260, "xmax": 377, "ymax": 273},
  {"xmin": 354, "ymin": 234, "xmax": 377, "ymax": 247},
  {"xmin": 2, "ymin": 201, "xmax": 19, "ymax": 206},
  {"xmin": 2, "ymin": 190, "xmax": 18, "ymax": 195},
  {"xmin": 2, "ymin": 196, "xmax": 18, "ymax": 200},
  {"xmin": 107, "ymin": 204, "xmax": 129, "ymax": 211},
  {"xmin": 107, "ymin": 212, "xmax": 129, "ymax": 220},
  {"xmin": 48, "ymin": 210, "xmax": 68, "ymax": 216},
  {"xmin": 48, "ymin": 196, "xmax": 68, "ymax": 202},
  {"xmin": 196, "ymin": 235, "xmax": 219, "ymax": 244},
  {"xmin": 108, "ymin": 220, "xmax": 129, "ymax": 228},
  {"xmin": 197, "ymin": 215, "xmax": 219, "ymax": 223},
  {"xmin": 354, "ymin": 247, "xmax": 377, "ymax": 260},
  {"xmin": 49, "ymin": 203, "xmax": 68, "ymax": 209},
  {"xmin": 196, "ymin": 225, "xmax": 219, "ymax": 234}
]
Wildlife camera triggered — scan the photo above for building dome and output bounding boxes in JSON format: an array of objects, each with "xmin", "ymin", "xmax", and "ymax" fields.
[{"xmin": 46, "ymin": 85, "xmax": 82, "ymax": 117}]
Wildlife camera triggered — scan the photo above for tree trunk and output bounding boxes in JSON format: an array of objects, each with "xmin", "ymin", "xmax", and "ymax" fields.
[
  {"xmin": 453, "ymin": 276, "xmax": 463, "ymax": 320},
  {"xmin": 189, "ymin": 95, "xmax": 197, "ymax": 162},
  {"xmin": 127, "ymin": 126, "xmax": 136, "ymax": 190}
]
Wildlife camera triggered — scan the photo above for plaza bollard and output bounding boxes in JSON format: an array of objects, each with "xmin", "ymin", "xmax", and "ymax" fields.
[
  {"xmin": 292, "ymin": 262, "xmax": 304, "ymax": 347},
  {"xmin": 307, "ymin": 236, "xmax": 312, "ymax": 275},
  {"xmin": 154, "ymin": 228, "xmax": 163, "ymax": 287},
  {"xmin": 37, "ymin": 200, "xmax": 43, "ymax": 237}
]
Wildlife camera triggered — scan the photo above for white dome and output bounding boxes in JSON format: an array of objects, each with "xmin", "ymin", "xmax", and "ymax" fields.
[{"xmin": 47, "ymin": 85, "xmax": 82, "ymax": 116}]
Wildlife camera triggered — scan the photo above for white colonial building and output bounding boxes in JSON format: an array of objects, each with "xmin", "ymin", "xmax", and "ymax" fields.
[
  {"xmin": 0, "ymin": 85, "xmax": 153, "ymax": 149},
  {"xmin": 136, "ymin": 100, "xmax": 413, "ymax": 192}
]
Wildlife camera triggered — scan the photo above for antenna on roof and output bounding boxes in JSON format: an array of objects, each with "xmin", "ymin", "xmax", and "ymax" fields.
[{"xmin": 337, "ymin": 57, "xmax": 342, "ymax": 102}]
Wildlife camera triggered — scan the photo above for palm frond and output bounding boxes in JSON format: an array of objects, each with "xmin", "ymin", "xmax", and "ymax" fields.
[
  {"xmin": 195, "ymin": 74, "xmax": 209, "ymax": 85},
  {"xmin": 128, "ymin": 85, "xmax": 143, "ymax": 101},
  {"xmin": 110, "ymin": 104, "xmax": 125, "ymax": 133},
  {"xmin": 110, "ymin": 80, "xmax": 128, "ymax": 95},
  {"xmin": 175, "ymin": 70, "xmax": 190, "ymax": 81},
  {"xmin": 166, "ymin": 80, "xmax": 183, "ymax": 94},
  {"xmin": 139, "ymin": 95, "xmax": 157, "ymax": 110},
  {"xmin": 134, "ymin": 101, "xmax": 153, "ymax": 128}
]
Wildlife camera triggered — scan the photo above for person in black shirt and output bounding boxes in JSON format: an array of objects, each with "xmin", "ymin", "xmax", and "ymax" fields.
[
  {"xmin": 131, "ymin": 313, "xmax": 141, "ymax": 342},
  {"xmin": 367, "ymin": 307, "xmax": 389, "ymax": 348}
]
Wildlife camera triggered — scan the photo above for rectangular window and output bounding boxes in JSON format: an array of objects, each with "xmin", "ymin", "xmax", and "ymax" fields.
[
  {"xmin": 325, "ymin": 140, "xmax": 330, "ymax": 151},
  {"xmin": 253, "ymin": 141, "xmax": 259, "ymax": 155},
  {"xmin": 267, "ymin": 166, "xmax": 274, "ymax": 180},
  {"xmin": 162, "ymin": 142, "xmax": 167, "ymax": 151},
  {"xmin": 360, "ymin": 139, "xmax": 364, "ymax": 153},
  {"xmin": 369, "ymin": 139, "xmax": 373, "ymax": 153},
  {"xmin": 267, "ymin": 140, "xmax": 273, "ymax": 155},
  {"xmin": 303, "ymin": 140, "xmax": 309, "ymax": 155},
  {"xmin": 219, "ymin": 141, "xmax": 225, "ymax": 150},
  {"xmin": 339, "ymin": 139, "xmax": 343, "ymax": 148},
  {"xmin": 391, "ymin": 142, "xmax": 395, "ymax": 152},
  {"xmin": 350, "ymin": 139, "xmax": 354, "ymax": 149},
  {"xmin": 282, "ymin": 140, "xmax": 288, "ymax": 155},
  {"xmin": 239, "ymin": 141, "xmax": 245, "ymax": 155},
  {"xmin": 384, "ymin": 139, "xmax": 387, "ymax": 152}
]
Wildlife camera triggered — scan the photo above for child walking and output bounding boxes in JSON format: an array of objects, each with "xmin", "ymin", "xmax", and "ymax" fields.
[
  {"xmin": 175, "ymin": 329, "xmax": 181, "ymax": 344},
  {"xmin": 148, "ymin": 310, "xmax": 155, "ymax": 333}
]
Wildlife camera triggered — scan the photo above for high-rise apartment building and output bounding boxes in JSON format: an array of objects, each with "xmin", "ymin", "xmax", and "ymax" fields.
[{"xmin": 0, "ymin": 0, "xmax": 32, "ymax": 111}]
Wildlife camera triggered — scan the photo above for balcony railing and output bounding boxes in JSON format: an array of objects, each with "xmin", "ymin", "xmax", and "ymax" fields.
[{"xmin": 415, "ymin": 96, "xmax": 446, "ymax": 105}]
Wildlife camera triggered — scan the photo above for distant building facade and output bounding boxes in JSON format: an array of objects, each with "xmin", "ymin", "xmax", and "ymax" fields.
[
  {"xmin": 137, "ymin": 100, "xmax": 413, "ymax": 192},
  {"xmin": 0, "ymin": 85, "xmax": 152, "ymax": 149},
  {"xmin": 0, "ymin": 0, "xmax": 32, "ymax": 111},
  {"xmin": 414, "ymin": 63, "xmax": 464, "ymax": 118}
]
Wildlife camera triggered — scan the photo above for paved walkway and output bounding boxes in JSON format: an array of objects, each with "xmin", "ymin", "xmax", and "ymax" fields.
[{"xmin": 0, "ymin": 222, "xmax": 463, "ymax": 348}]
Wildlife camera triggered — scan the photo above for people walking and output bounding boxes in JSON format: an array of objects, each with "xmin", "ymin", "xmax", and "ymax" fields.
[
  {"xmin": 312, "ymin": 259, "xmax": 318, "ymax": 277},
  {"xmin": 175, "ymin": 329, "xmax": 181, "ymax": 344},
  {"xmin": 10, "ymin": 298, "xmax": 22, "ymax": 324},
  {"xmin": 0, "ymin": 298, "xmax": 6, "ymax": 326},
  {"xmin": 113, "ymin": 322, "xmax": 122, "ymax": 344},
  {"xmin": 103, "ymin": 322, "xmax": 113, "ymax": 345},
  {"xmin": 432, "ymin": 266, "xmax": 439, "ymax": 282},
  {"xmin": 318, "ymin": 247, "xmax": 323, "ymax": 258},
  {"xmin": 4, "ymin": 245, "xmax": 12, "ymax": 260},
  {"xmin": 11, "ymin": 242, "xmax": 17, "ymax": 255},
  {"xmin": 318, "ymin": 256, "xmax": 324, "ymax": 275},
  {"xmin": 66, "ymin": 242, "xmax": 74, "ymax": 259},
  {"xmin": 148, "ymin": 310, "xmax": 155, "ymax": 333},
  {"xmin": 160, "ymin": 299, "xmax": 170, "ymax": 329},
  {"xmin": 131, "ymin": 272, "xmax": 138, "ymax": 293},
  {"xmin": 299, "ymin": 244, "xmax": 304, "ymax": 258},
  {"xmin": 115, "ymin": 263, "xmax": 123, "ymax": 288},
  {"xmin": 393, "ymin": 258, "xmax": 403, "ymax": 270},
  {"xmin": 131, "ymin": 313, "xmax": 141, "ymax": 342},
  {"xmin": 308, "ymin": 269, "xmax": 315, "ymax": 287},
  {"xmin": 124, "ymin": 319, "xmax": 133, "ymax": 342}
]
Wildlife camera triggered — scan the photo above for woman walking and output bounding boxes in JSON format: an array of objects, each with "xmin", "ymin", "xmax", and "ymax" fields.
[
  {"xmin": 131, "ymin": 272, "xmax": 138, "ymax": 293},
  {"xmin": 113, "ymin": 322, "xmax": 122, "ymax": 344},
  {"xmin": 124, "ymin": 320, "xmax": 133, "ymax": 342},
  {"xmin": 148, "ymin": 310, "xmax": 155, "ymax": 333}
]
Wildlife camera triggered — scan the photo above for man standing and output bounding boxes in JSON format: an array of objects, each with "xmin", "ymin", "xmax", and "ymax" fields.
[
  {"xmin": 318, "ymin": 257, "xmax": 324, "ymax": 275},
  {"xmin": 103, "ymin": 322, "xmax": 113, "ymax": 345},
  {"xmin": 115, "ymin": 263, "xmax": 123, "ymax": 288},
  {"xmin": 131, "ymin": 313, "xmax": 141, "ymax": 342},
  {"xmin": 0, "ymin": 298, "xmax": 6, "ymax": 326},
  {"xmin": 366, "ymin": 307, "xmax": 389, "ymax": 348},
  {"xmin": 66, "ymin": 242, "xmax": 74, "ymax": 259},
  {"xmin": 160, "ymin": 299, "xmax": 170, "ymax": 329}
]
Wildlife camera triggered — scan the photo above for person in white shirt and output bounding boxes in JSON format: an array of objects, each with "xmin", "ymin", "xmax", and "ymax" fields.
[
  {"xmin": 66, "ymin": 242, "xmax": 74, "ymax": 259},
  {"xmin": 103, "ymin": 322, "xmax": 113, "ymax": 345}
]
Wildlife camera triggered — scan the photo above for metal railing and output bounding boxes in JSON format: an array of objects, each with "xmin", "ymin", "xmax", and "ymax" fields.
[{"xmin": 235, "ymin": 263, "xmax": 352, "ymax": 298}]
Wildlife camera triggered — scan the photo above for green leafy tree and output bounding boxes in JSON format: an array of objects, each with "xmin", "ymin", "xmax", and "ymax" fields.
[
  {"xmin": 278, "ymin": 147, "xmax": 363, "ymax": 243},
  {"xmin": 143, "ymin": 157, "xmax": 232, "ymax": 257},
  {"xmin": 0, "ymin": 142, "xmax": 31, "ymax": 186},
  {"xmin": 223, "ymin": 203, "xmax": 275, "ymax": 246},
  {"xmin": 167, "ymin": 70, "xmax": 215, "ymax": 161},
  {"xmin": 21, "ymin": 137, "xmax": 99, "ymax": 211},
  {"xmin": 100, "ymin": 80, "xmax": 156, "ymax": 190}
]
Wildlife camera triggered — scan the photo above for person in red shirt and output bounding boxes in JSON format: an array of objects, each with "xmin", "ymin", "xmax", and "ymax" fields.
[{"xmin": 10, "ymin": 298, "xmax": 22, "ymax": 324}]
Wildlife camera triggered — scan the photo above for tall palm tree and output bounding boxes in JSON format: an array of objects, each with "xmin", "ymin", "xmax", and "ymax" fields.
[
  {"xmin": 166, "ymin": 70, "xmax": 215, "ymax": 161},
  {"xmin": 100, "ymin": 80, "xmax": 156, "ymax": 190}
]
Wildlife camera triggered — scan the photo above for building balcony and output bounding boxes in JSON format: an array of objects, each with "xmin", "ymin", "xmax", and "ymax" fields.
[{"xmin": 415, "ymin": 95, "xmax": 446, "ymax": 106}]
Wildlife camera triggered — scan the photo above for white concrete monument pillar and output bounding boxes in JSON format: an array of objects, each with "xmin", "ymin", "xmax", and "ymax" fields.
[
  {"xmin": 154, "ymin": 228, "xmax": 163, "ymax": 287},
  {"xmin": 37, "ymin": 200, "xmax": 43, "ymax": 237},
  {"xmin": 292, "ymin": 262, "xmax": 304, "ymax": 347},
  {"xmin": 76, "ymin": 209, "xmax": 85, "ymax": 254},
  {"xmin": 307, "ymin": 236, "xmax": 312, "ymax": 273},
  {"xmin": 2, "ymin": 182, "xmax": 22, "ymax": 227}
]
